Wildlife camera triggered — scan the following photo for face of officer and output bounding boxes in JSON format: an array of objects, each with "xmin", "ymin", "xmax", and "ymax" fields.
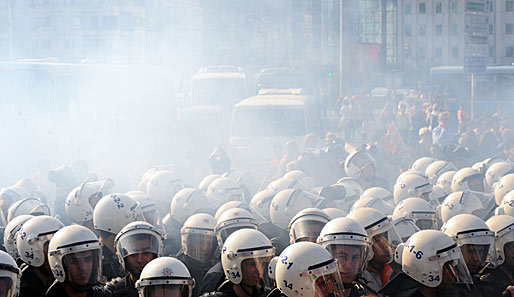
[
  {"xmin": 460, "ymin": 244, "xmax": 489, "ymax": 274},
  {"xmin": 0, "ymin": 278, "xmax": 10, "ymax": 297},
  {"xmin": 330, "ymin": 245, "xmax": 363, "ymax": 284},
  {"xmin": 125, "ymin": 237, "xmax": 157, "ymax": 278},
  {"xmin": 371, "ymin": 233, "xmax": 392, "ymax": 264},
  {"xmin": 65, "ymin": 250, "xmax": 95, "ymax": 286},
  {"xmin": 241, "ymin": 257, "xmax": 269, "ymax": 287},
  {"xmin": 146, "ymin": 285, "xmax": 182, "ymax": 297}
]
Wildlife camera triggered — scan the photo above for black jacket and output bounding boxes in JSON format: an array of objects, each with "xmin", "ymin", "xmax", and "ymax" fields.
[
  {"xmin": 177, "ymin": 251, "xmax": 215, "ymax": 297},
  {"xmin": 102, "ymin": 246, "xmax": 127, "ymax": 282},
  {"xmin": 45, "ymin": 280, "xmax": 112, "ymax": 297},
  {"xmin": 20, "ymin": 264, "xmax": 54, "ymax": 297},
  {"xmin": 104, "ymin": 274, "xmax": 138, "ymax": 297}
]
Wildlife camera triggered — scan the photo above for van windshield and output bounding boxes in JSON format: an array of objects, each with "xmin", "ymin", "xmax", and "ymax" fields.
[{"xmin": 231, "ymin": 107, "xmax": 306, "ymax": 137}]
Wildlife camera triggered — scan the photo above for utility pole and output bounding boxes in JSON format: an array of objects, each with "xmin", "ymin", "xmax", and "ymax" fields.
[{"xmin": 339, "ymin": 0, "xmax": 343, "ymax": 98}]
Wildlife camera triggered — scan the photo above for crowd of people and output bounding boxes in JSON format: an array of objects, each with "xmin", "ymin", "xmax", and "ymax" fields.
[{"xmin": 0, "ymin": 93, "xmax": 514, "ymax": 297}]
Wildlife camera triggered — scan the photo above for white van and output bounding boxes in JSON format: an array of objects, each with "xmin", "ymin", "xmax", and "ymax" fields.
[{"xmin": 229, "ymin": 89, "xmax": 322, "ymax": 177}]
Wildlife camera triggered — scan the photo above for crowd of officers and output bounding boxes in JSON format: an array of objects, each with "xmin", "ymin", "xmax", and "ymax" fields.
[{"xmin": 2, "ymin": 147, "xmax": 514, "ymax": 297}]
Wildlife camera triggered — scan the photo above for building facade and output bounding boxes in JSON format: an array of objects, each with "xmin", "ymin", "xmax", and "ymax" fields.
[{"xmin": 398, "ymin": 0, "xmax": 514, "ymax": 71}]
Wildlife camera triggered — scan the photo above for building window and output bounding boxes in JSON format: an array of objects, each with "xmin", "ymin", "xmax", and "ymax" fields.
[
  {"xmin": 419, "ymin": 2, "xmax": 426, "ymax": 14},
  {"xmin": 508, "ymin": 1, "xmax": 514, "ymax": 11},
  {"xmin": 507, "ymin": 46, "xmax": 514, "ymax": 57},
  {"xmin": 435, "ymin": 47, "xmax": 443, "ymax": 58},
  {"xmin": 452, "ymin": 24, "xmax": 458, "ymax": 35},
  {"xmin": 419, "ymin": 25, "xmax": 426, "ymax": 36},
  {"xmin": 436, "ymin": 24, "xmax": 443, "ymax": 36},
  {"xmin": 451, "ymin": 1, "xmax": 458, "ymax": 12},
  {"xmin": 405, "ymin": 3, "xmax": 412, "ymax": 14},
  {"xmin": 419, "ymin": 47, "xmax": 426, "ymax": 58},
  {"xmin": 405, "ymin": 25, "xmax": 412, "ymax": 36},
  {"xmin": 452, "ymin": 47, "xmax": 459, "ymax": 58},
  {"xmin": 436, "ymin": 2, "xmax": 443, "ymax": 13},
  {"xmin": 507, "ymin": 24, "xmax": 514, "ymax": 35}
]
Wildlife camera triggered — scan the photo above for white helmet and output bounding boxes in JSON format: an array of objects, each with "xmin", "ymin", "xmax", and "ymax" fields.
[
  {"xmin": 436, "ymin": 171, "xmax": 456, "ymax": 193},
  {"xmin": 267, "ymin": 177, "xmax": 310, "ymax": 193},
  {"xmin": 135, "ymin": 257, "xmax": 194, "ymax": 297},
  {"xmin": 223, "ymin": 170, "xmax": 253, "ymax": 192},
  {"xmin": 145, "ymin": 170, "xmax": 184, "ymax": 203},
  {"xmin": 451, "ymin": 167, "xmax": 484, "ymax": 193},
  {"xmin": 393, "ymin": 174, "xmax": 432, "ymax": 204},
  {"xmin": 485, "ymin": 162, "xmax": 513, "ymax": 192},
  {"xmin": 322, "ymin": 208, "xmax": 347, "ymax": 219},
  {"xmin": 395, "ymin": 230, "xmax": 473, "ymax": 287},
  {"xmin": 270, "ymin": 189, "xmax": 324, "ymax": 231},
  {"xmin": 392, "ymin": 217, "xmax": 420, "ymax": 243},
  {"xmin": 275, "ymin": 242, "xmax": 345, "ymax": 297},
  {"xmin": 428, "ymin": 185, "xmax": 449, "ymax": 207},
  {"xmin": 350, "ymin": 197, "xmax": 395, "ymax": 215},
  {"xmin": 48, "ymin": 225, "xmax": 103, "ymax": 285},
  {"xmin": 249, "ymin": 189, "xmax": 275, "ymax": 223},
  {"xmin": 215, "ymin": 208, "xmax": 258, "ymax": 245},
  {"xmin": 180, "ymin": 214, "xmax": 217, "ymax": 263},
  {"xmin": 170, "ymin": 188, "xmax": 213, "ymax": 224},
  {"xmin": 206, "ymin": 177, "xmax": 245, "ymax": 208},
  {"xmin": 16, "ymin": 216, "xmax": 64, "ymax": 267},
  {"xmin": 138, "ymin": 168, "xmax": 158, "ymax": 193},
  {"xmin": 441, "ymin": 214, "xmax": 496, "ymax": 273},
  {"xmin": 65, "ymin": 178, "xmax": 115, "ymax": 224},
  {"xmin": 495, "ymin": 174, "xmax": 514, "ymax": 206},
  {"xmin": 93, "ymin": 194, "xmax": 144, "ymax": 235},
  {"xmin": 473, "ymin": 157, "xmax": 504, "ymax": 175},
  {"xmin": 344, "ymin": 151, "xmax": 376, "ymax": 179},
  {"xmin": 411, "ymin": 157, "xmax": 436, "ymax": 173},
  {"xmin": 440, "ymin": 191, "xmax": 484, "ymax": 224},
  {"xmin": 425, "ymin": 161, "xmax": 457, "ymax": 184},
  {"xmin": 288, "ymin": 208, "xmax": 330, "ymax": 244},
  {"xmin": 7, "ymin": 198, "xmax": 50, "ymax": 223},
  {"xmin": 126, "ymin": 191, "xmax": 161, "ymax": 229},
  {"xmin": 114, "ymin": 221, "xmax": 163, "ymax": 271},
  {"xmin": 361, "ymin": 187, "xmax": 393, "ymax": 203},
  {"xmin": 347, "ymin": 208, "xmax": 402, "ymax": 262},
  {"xmin": 395, "ymin": 170, "xmax": 427, "ymax": 185},
  {"xmin": 215, "ymin": 201, "xmax": 247, "ymax": 220},
  {"xmin": 0, "ymin": 251, "xmax": 20, "ymax": 297},
  {"xmin": 392, "ymin": 198, "xmax": 437, "ymax": 230},
  {"xmin": 317, "ymin": 217, "xmax": 373, "ymax": 282},
  {"xmin": 499, "ymin": 190, "xmax": 514, "ymax": 217},
  {"xmin": 198, "ymin": 174, "xmax": 221, "ymax": 191},
  {"xmin": 221, "ymin": 229, "xmax": 275, "ymax": 285},
  {"xmin": 485, "ymin": 215, "xmax": 514, "ymax": 266},
  {"xmin": 334, "ymin": 178, "xmax": 363, "ymax": 212},
  {"xmin": 283, "ymin": 170, "xmax": 316, "ymax": 187},
  {"xmin": 3, "ymin": 215, "xmax": 33, "ymax": 260}
]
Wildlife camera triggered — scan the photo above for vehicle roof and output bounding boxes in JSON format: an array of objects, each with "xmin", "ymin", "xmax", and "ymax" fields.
[{"xmin": 235, "ymin": 93, "xmax": 314, "ymax": 107}]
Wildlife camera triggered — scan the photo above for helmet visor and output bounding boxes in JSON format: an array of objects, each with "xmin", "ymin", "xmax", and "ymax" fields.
[
  {"xmin": 117, "ymin": 233, "xmax": 161, "ymax": 260},
  {"xmin": 301, "ymin": 260, "xmax": 345, "ymax": 297},
  {"xmin": 459, "ymin": 235, "xmax": 496, "ymax": 274},
  {"xmin": 143, "ymin": 284, "xmax": 190, "ymax": 297},
  {"xmin": 371, "ymin": 231, "xmax": 400, "ymax": 263},
  {"xmin": 225, "ymin": 188, "xmax": 245, "ymax": 202},
  {"xmin": 63, "ymin": 249, "xmax": 102, "ymax": 287},
  {"xmin": 183, "ymin": 233, "xmax": 217, "ymax": 263},
  {"xmin": 142, "ymin": 208, "xmax": 160, "ymax": 228},
  {"xmin": 291, "ymin": 220, "xmax": 326, "ymax": 243},
  {"xmin": 217, "ymin": 225, "xmax": 257, "ymax": 244},
  {"xmin": 241, "ymin": 255, "xmax": 274, "ymax": 289},
  {"xmin": 326, "ymin": 244, "xmax": 369, "ymax": 284},
  {"xmin": 0, "ymin": 277, "xmax": 14, "ymax": 297},
  {"xmin": 442, "ymin": 258, "xmax": 473, "ymax": 285}
]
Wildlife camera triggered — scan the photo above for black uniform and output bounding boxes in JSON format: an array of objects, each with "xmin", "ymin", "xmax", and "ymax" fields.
[
  {"xmin": 199, "ymin": 262, "xmax": 225, "ymax": 296},
  {"xmin": 480, "ymin": 267, "xmax": 513, "ymax": 296},
  {"xmin": 346, "ymin": 277, "xmax": 378, "ymax": 297},
  {"xmin": 177, "ymin": 251, "xmax": 215, "ymax": 297},
  {"xmin": 19, "ymin": 264, "xmax": 54, "ymax": 297},
  {"xmin": 161, "ymin": 214, "xmax": 182, "ymax": 256},
  {"xmin": 200, "ymin": 280, "xmax": 269, "ymax": 297},
  {"xmin": 104, "ymin": 274, "xmax": 138, "ymax": 297},
  {"xmin": 101, "ymin": 246, "xmax": 127, "ymax": 282},
  {"xmin": 45, "ymin": 280, "xmax": 112, "ymax": 297}
]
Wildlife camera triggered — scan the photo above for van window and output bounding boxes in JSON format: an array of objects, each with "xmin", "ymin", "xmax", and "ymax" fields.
[{"xmin": 232, "ymin": 107, "xmax": 306, "ymax": 137}]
